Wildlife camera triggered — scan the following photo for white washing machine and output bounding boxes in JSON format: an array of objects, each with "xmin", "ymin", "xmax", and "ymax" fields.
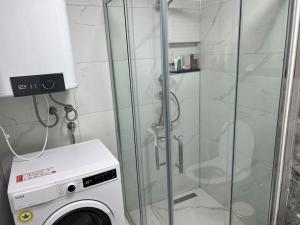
[{"xmin": 7, "ymin": 139, "xmax": 125, "ymax": 225}]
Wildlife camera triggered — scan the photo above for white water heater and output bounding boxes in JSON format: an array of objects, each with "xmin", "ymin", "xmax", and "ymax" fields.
[{"xmin": 0, "ymin": 0, "xmax": 77, "ymax": 97}]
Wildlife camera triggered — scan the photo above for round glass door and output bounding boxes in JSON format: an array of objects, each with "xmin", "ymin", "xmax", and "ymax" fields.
[
  {"xmin": 53, "ymin": 208, "xmax": 112, "ymax": 225},
  {"xmin": 44, "ymin": 200, "xmax": 114, "ymax": 225}
]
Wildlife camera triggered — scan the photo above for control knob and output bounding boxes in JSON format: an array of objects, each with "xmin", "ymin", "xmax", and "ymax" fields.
[
  {"xmin": 42, "ymin": 80, "xmax": 55, "ymax": 90},
  {"xmin": 67, "ymin": 184, "xmax": 76, "ymax": 193}
]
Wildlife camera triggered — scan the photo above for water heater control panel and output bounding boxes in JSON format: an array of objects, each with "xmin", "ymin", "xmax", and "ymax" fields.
[{"xmin": 10, "ymin": 73, "xmax": 66, "ymax": 97}]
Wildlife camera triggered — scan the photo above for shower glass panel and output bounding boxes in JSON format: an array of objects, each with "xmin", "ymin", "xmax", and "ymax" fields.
[
  {"xmin": 104, "ymin": 1, "xmax": 142, "ymax": 225},
  {"xmin": 125, "ymin": 0, "xmax": 172, "ymax": 224},
  {"xmin": 165, "ymin": 1, "xmax": 240, "ymax": 225},
  {"xmin": 232, "ymin": 1, "xmax": 290, "ymax": 225},
  {"xmin": 104, "ymin": 0, "xmax": 171, "ymax": 225},
  {"xmin": 104, "ymin": 0, "xmax": 292, "ymax": 225}
]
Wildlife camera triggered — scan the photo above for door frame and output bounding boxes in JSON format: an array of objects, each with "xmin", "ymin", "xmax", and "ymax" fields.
[
  {"xmin": 102, "ymin": 1, "xmax": 147, "ymax": 225},
  {"xmin": 269, "ymin": 0, "xmax": 300, "ymax": 224}
]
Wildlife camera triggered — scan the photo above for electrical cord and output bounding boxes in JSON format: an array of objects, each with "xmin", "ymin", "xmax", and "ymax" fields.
[
  {"xmin": 33, "ymin": 95, "xmax": 59, "ymax": 128},
  {"xmin": 0, "ymin": 95, "xmax": 50, "ymax": 161},
  {"xmin": 48, "ymin": 93, "xmax": 78, "ymax": 122}
]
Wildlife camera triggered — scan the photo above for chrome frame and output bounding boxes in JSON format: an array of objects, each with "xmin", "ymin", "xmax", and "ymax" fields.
[
  {"xmin": 122, "ymin": 0, "xmax": 147, "ymax": 224},
  {"xmin": 160, "ymin": 0, "xmax": 174, "ymax": 224},
  {"xmin": 102, "ymin": 1, "xmax": 146, "ymax": 225},
  {"xmin": 269, "ymin": 0, "xmax": 300, "ymax": 224}
]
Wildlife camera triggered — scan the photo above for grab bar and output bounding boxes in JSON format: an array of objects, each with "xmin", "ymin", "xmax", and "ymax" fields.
[
  {"xmin": 174, "ymin": 135, "xmax": 183, "ymax": 173},
  {"xmin": 150, "ymin": 125, "xmax": 166, "ymax": 170},
  {"xmin": 155, "ymin": 136, "xmax": 167, "ymax": 169},
  {"xmin": 154, "ymin": 134, "xmax": 160, "ymax": 170}
]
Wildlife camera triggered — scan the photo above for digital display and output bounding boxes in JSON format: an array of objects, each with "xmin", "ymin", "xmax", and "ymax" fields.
[
  {"xmin": 10, "ymin": 73, "xmax": 65, "ymax": 97},
  {"xmin": 83, "ymin": 169, "xmax": 117, "ymax": 188}
]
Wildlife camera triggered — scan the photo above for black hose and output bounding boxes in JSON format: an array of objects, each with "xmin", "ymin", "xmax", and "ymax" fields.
[
  {"xmin": 33, "ymin": 96, "xmax": 59, "ymax": 128},
  {"xmin": 48, "ymin": 94, "xmax": 78, "ymax": 122}
]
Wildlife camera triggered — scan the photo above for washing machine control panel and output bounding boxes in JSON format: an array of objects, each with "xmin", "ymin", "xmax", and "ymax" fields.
[
  {"xmin": 12, "ymin": 168, "xmax": 118, "ymax": 210},
  {"xmin": 57, "ymin": 168, "xmax": 117, "ymax": 197},
  {"xmin": 83, "ymin": 169, "xmax": 117, "ymax": 188}
]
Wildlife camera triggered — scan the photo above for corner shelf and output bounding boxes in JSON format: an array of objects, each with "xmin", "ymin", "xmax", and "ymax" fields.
[
  {"xmin": 169, "ymin": 41, "xmax": 200, "ymax": 48},
  {"xmin": 170, "ymin": 69, "xmax": 200, "ymax": 74}
]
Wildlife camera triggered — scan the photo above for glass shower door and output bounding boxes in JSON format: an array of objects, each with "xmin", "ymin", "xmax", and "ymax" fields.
[
  {"xmin": 104, "ymin": 0, "xmax": 292, "ymax": 225},
  {"xmin": 160, "ymin": 0, "xmax": 291, "ymax": 225},
  {"xmin": 231, "ymin": 1, "xmax": 290, "ymax": 225},
  {"xmin": 125, "ymin": 0, "xmax": 174, "ymax": 225},
  {"xmin": 103, "ymin": 1, "xmax": 143, "ymax": 225},
  {"xmin": 104, "ymin": 0, "xmax": 172, "ymax": 225},
  {"xmin": 165, "ymin": 0, "xmax": 240, "ymax": 225}
]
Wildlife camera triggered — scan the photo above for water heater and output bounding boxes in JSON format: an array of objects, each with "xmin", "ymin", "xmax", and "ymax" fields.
[{"xmin": 0, "ymin": 0, "xmax": 77, "ymax": 97}]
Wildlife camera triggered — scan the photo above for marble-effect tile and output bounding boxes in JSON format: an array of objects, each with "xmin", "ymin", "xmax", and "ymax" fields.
[{"xmin": 130, "ymin": 188, "xmax": 245, "ymax": 225}]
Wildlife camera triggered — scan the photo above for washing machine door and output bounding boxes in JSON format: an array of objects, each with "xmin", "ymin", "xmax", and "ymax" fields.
[{"xmin": 44, "ymin": 200, "xmax": 115, "ymax": 225}]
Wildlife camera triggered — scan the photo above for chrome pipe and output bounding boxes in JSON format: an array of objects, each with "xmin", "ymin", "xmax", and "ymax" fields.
[
  {"xmin": 160, "ymin": 0, "xmax": 174, "ymax": 225},
  {"xmin": 155, "ymin": 0, "xmax": 174, "ymax": 10}
]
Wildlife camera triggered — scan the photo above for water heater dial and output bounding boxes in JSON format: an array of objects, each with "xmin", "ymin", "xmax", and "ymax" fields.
[{"xmin": 42, "ymin": 79, "xmax": 55, "ymax": 90}]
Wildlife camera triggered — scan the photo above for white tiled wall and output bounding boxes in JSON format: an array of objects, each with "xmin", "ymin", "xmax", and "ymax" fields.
[{"xmin": 0, "ymin": 1, "xmax": 117, "ymax": 223}]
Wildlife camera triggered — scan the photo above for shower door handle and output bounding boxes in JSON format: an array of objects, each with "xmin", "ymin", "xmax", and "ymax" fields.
[
  {"xmin": 151, "ymin": 125, "xmax": 166, "ymax": 170},
  {"xmin": 155, "ymin": 140, "xmax": 161, "ymax": 170},
  {"xmin": 174, "ymin": 135, "xmax": 183, "ymax": 173},
  {"xmin": 152, "ymin": 129, "xmax": 161, "ymax": 170},
  {"xmin": 155, "ymin": 137, "xmax": 167, "ymax": 170}
]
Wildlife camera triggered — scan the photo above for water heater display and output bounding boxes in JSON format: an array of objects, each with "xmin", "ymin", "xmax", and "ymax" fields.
[{"xmin": 10, "ymin": 74, "xmax": 66, "ymax": 97}]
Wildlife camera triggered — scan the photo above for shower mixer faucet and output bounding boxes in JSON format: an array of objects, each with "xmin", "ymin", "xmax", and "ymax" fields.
[
  {"xmin": 149, "ymin": 75, "xmax": 184, "ymax": 173},
  {"xmin": 150, "ymin": 124, "xmax": 184, "ymax": 173}
]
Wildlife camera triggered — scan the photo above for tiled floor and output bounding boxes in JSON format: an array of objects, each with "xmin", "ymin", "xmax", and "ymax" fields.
[
  {"xmin": 128, "ymin": 188, "xmax": 244, "ymax": 225},
  {"xmin": 130, "ymin": 205, "xmax": 163, "ymax": 225}
]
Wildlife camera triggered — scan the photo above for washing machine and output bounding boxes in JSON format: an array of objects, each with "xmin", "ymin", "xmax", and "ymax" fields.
[{"xmin": 7, "ymin": 139, "xmax": 125, "ymax": 225}]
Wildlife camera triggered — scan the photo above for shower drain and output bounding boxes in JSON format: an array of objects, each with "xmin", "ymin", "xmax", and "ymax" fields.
[{"xmin": 174, "ymin": 193, "xmax": 197, "ymax": 205}]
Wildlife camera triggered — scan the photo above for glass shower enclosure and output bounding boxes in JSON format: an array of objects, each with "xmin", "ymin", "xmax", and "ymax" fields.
[{"xmin": 103, "ymin": 0, "xmax": 293, "ymax": 225}]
